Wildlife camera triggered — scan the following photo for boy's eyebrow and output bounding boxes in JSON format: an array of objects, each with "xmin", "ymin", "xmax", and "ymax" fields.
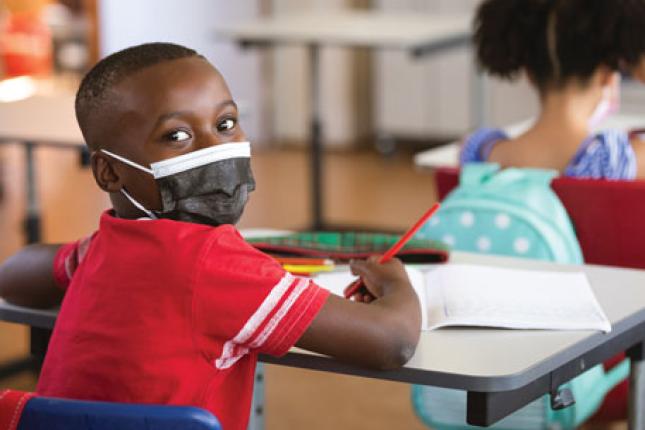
[{"xmin": 154, "ymin": 100, "xmax": 238, "ymax": 125}]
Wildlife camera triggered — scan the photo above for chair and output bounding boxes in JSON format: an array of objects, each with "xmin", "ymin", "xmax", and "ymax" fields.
[
  {"xmin": 434, "ymin": 166, "xmax": 645, "ymax": 422},
  {"xmin": 16, "ymin": 396, "xmax": 221, "ymax": 430}
]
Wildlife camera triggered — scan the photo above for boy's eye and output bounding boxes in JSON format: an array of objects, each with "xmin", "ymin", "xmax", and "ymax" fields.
[
  {"xmin": 217, "ymin": 118, "xmax": 237, "ymax": 132},
  {"xmin": 166, "ymin": 130, "xmax": 191, "ymax": 142}
]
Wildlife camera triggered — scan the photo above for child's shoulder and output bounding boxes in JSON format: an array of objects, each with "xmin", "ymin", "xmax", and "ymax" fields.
[
  {"xmin": 460, "ymin": 128, "xmax": 509, "ymax": 164},
  {"xmin": 101, "ymin": 211, "xmax": 265, "ymax": 258}
]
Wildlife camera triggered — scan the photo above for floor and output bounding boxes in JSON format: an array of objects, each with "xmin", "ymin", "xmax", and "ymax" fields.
[{"xmin": 0, "ymin": 143, "xmax": 627, "ymax": 429}]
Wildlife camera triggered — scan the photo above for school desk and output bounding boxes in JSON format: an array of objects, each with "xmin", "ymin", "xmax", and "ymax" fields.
[
  {"xmin": 2, "ymin": 252, "xmax": 645, "ymax": 429},
  {"xmin": 216, "ymin": 11, "xmax": 473, "ymax": 230},
  {"xmin": 0, "ymin": 94, "xmax": 85, "ymax": 243},
  {"xmin": 414, "ymin": 113, "xmax": 645, "ymax": 169}
]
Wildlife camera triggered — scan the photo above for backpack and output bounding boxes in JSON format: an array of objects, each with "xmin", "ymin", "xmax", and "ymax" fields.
[
  {"xmin": 415, "ymin": 163, "xmax": 582, "ymax": 263},
  {"xmin": 411, "ymin": 163, "xmax": 628, "ymax": 430}
]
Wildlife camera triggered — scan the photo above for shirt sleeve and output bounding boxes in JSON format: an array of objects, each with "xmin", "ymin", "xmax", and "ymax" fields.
[
  {"xmin": 193, "ymin": 226, "xmax": 330, "ymax": 370},
  {"xmin": 565, "ymin": 130, "xmax": 637, "ymax": 180},
  {"xmin": 52, "ymin": 234, "xmax": 94, "ymax": 291},
  {"xmin": 459, "ymin": 128, "xmax": 508, "ymax": 165}
]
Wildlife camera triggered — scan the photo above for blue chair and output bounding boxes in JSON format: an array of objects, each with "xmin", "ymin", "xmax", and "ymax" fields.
[{"xmin": 17, "ymin": 397, "xmax": 221, "ymax": 430}]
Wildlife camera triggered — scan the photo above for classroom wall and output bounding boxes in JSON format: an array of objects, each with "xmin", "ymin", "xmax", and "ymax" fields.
[
  {"xmin": 374, "ymin": 0, "xmax": 540, "ymax": 139},
  {"xmin": 270, "ymin": 0, "xmax": 371, "ymax": 147},
  {"xmin": 270, "ymin": 0, "xmax": 542, "ymax": 147}
]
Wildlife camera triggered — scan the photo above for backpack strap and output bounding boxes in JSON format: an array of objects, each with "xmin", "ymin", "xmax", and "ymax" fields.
[
  {"xmin": 459, "ymin": 163, "xmax": 500, "ymax": 186},
  {"xmin": 460, "ymin": 163, "xmax": 558, "ymax": 189}
]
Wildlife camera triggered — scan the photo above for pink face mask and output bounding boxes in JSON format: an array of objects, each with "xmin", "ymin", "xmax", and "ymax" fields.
[{"xmin": 588, "ymin": 73, "xmax": 621, "ymax": 129}]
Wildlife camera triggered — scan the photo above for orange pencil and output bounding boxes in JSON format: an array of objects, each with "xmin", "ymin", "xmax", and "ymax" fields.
[{"xmin": 274, "ymin": 257, "xmax": 334, "ymax": 266}]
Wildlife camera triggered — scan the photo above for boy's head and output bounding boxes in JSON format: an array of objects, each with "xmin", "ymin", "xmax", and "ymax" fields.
[{"xmin": 77, "ymin": 42, "xmax": 254, "ymax": 223}]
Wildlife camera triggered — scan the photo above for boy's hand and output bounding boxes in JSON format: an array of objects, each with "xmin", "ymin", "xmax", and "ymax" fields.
[
  {"xmin": 299, "ymin": 255, "xmax": 421, "ymax": 370},
  {"xmin": 345, "ymin": 256, "xmax": 411, "ymax": 302}
]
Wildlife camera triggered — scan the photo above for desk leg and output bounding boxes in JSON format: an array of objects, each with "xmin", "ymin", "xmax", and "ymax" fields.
[
  {"xmin": 308, "ymin": 44, "xmax": 324, "ymax": 231},
  {"xmin": 0, "ymin": 143, "xmax": 42, "ymax": 383},
  {"xmin": 628, "ymin": 343, "xmax": 645, "ymax": 430},
  {"xmin": 248, "ymin": 362, "xmax": 265, "ymax": 430},
  {"xmin": 24, "ymin": 142, "xmax": 41, "ymax": 244}
]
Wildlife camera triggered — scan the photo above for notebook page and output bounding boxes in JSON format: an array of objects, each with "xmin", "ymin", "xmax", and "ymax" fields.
[{"xmin": 424, "ymin": 264, "xmax": 611, "ymax": 332}]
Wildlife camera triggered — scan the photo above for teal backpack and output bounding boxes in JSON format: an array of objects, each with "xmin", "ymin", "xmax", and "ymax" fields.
[{"xmin": 412, "ymin": 163, "xmax": 629, "ymax": 430}]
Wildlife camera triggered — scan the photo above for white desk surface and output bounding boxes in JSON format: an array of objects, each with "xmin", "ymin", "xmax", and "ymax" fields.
[
  {"xmin": 269, "ymin": 251, "xmax": 645, "ymax": 392},
  {"xmin": 414, "ymin": 113, "xmax": 645, "ymax": 169},
  {"xmin": 0, "ymin": 94, "xmax": 84, "ymax": 146},
  {"xmin": 216, "ymin": 11, "xmax": 471, "ymax": 50},
  {"xmin": 2, "ymin": 251, "xmax": 645, "ymax": 393}
]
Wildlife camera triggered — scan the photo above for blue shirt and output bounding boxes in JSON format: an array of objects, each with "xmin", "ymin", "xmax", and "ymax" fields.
[{"xmin": 459, "ymin": 128, "xmax": 637, "ymax": 180}]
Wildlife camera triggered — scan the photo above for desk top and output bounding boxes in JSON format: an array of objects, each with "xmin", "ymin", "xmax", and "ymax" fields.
[
  {"xmin": 2, "ymin": 252, "xmax": 645, "ymax": 393},
  {"xmin": 0, "ymin": 94, "xmax": 84, "ymax": 147},
  {"xmin": 263, "ymin": 252, "xmax": 645, "ymax": 392},
  {"xmin": 216, "ymin": 11, "xmax": 471, "ymax": 50},
  {"xmin": 414, "ymin": 113, "xmax": 645, "ymax": 169}
]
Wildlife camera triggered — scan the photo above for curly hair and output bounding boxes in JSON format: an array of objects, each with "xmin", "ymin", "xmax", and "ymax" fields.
[
  {"xmin": 473, "ymin": 0, "xmax": 645, "ymax": 90},
  {"xmin": 75, "ymin": 42, "xmax": 203, "ymax": 148}
]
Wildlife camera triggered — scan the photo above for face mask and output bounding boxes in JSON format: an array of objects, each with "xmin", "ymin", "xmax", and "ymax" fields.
[
  {"xmin": 588, "ymin": 74, "xmax": 621, "ymax": 129},
  {"xmin": 101, "ymin": 142, "xmax": 255, "ymax": 226}
]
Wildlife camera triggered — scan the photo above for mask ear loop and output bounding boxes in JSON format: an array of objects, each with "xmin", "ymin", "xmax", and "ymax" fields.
[
  {"xmin": 98, "ymin": 149, "xmax": 157, "ymax": 219},
  {"xmin": 100, "ymin": 149, "xmax": 154, "ymax": 175},
  {"xmin": 119, "ymin": 188, "xmax": 158, "ymax": 219}
]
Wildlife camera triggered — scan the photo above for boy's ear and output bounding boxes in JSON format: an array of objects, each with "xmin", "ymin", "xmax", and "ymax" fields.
[{"xmin": 91, "ymin": 151, "xmax": 123, "ymax": 193}]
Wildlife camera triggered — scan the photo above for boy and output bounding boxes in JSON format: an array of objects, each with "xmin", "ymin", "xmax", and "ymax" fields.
[{"xmin": 0, "ymin": 43, "xmax": 421, "ymax": 430}]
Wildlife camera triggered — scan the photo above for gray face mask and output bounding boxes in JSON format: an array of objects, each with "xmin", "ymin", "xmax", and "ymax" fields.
[{"xmin": 101, "ymin": 142, "xmax": 256, "ymax": 226}]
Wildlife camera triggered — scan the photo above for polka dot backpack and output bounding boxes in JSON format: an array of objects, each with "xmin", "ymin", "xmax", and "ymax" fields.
[
  {"xmin": 412, "ymin": 163, "xmax": 628, "ymax": 430},
  {"xmin": 416, "ymin": 163, "xmax": 583, "ymax": 264}
]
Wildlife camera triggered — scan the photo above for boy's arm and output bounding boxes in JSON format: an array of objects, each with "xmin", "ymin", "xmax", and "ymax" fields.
[
  {"xmin": 296, "ymin": 257, "xmax": 422, "ymax": 371},
  {"xmin": 0, "ymin": 244, "xmax": 65, "ymax": 308}
]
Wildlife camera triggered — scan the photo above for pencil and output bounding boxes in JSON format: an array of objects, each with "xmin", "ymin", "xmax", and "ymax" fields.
[
  {"xmin": 344, "ymin": 202, "xmax": 441, "ymax": 299},
  {"xmin": 275, "ymin": 257, "xmax": 334, "ymax": 266},
  {"xmin": 283, "ymin": 264, "xmax": 335, "ymax": 274}
]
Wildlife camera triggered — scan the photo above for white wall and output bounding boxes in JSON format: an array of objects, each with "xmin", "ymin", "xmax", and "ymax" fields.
[
  {"xmin": 270, "ymin": 0, "xmax": 358, "ymax": 147},
  {"xmin": 97, "ymin": 0, "xmax": 267, "ymax": 143},
  {"xmin": 374, "ymin": 0, "xmax": 539, "ymax": 140}
]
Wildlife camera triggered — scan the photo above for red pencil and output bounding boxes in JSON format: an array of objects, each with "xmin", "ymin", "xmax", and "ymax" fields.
[{"xmin": 344, "ymin": 202, "xmax": 441, "ymax": 299}]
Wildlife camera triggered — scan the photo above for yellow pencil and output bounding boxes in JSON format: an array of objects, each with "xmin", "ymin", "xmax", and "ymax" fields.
[{"xmin": 282, "ymin": 264, "xmax": 335, "ymax": 274}]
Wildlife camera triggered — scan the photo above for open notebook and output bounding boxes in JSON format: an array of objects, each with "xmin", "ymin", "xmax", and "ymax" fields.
[{"xmin": 314, "ymin": 264, "xmax": 611, "ymax": 333}]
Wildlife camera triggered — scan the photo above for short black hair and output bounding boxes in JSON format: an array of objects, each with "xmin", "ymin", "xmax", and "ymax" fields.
[
  {"xmin": 474, "ymin": 0, "xmax": 645, "ymax": 91},
  {"xmin": 76, "ymin": 42, "xmax": 203, "ymax": 148}
]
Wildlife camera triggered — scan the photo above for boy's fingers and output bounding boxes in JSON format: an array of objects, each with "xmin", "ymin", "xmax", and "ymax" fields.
[
  {"xmin": 366, "ymin": 255, "xmax": 380, "ymax": 264},
  {"xmin": 349, "ymin": 259, "xmax": 366, "ymax": 276}
]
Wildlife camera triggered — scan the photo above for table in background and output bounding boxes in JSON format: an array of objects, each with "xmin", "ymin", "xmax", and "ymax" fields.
[
  {"xmin": 0, "ymin": 94, "xmax": 86, "ymax": 243},
  {"xmin": 217, "ymin": 11, "xmax": 474, "ymax": 230},
  {"xmin": 3, "ymin": 252, "xmax": 645, "ymax": 428},
  {"xmin": 414, "ymin": 113, "xmax": 645, "ymax": 169}
]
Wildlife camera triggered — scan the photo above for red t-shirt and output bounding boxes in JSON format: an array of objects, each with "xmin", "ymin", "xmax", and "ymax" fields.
[{"xmin": 37, "ymin": 211, "xmax": 329, "ymax": 430}]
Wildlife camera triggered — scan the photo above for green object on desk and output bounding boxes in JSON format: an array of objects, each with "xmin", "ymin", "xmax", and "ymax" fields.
[{"xmin": 247, "ymin": 231, "xmax": 449, "ymax": 264}]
